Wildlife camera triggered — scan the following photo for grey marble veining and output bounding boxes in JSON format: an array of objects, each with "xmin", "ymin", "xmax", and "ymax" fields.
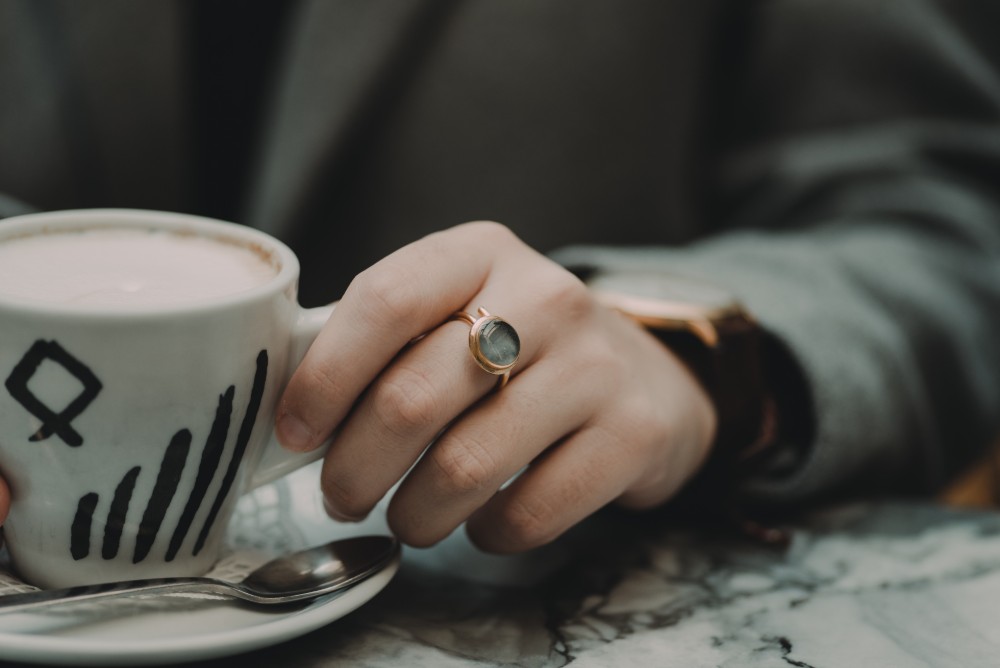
[
  {"xmin": 184, "ymin": 503, "xmax": 1000, "ymax": 668},
  {"xmin": 2, "ymin": 502, "xmax": 995, "ymax": 666}
]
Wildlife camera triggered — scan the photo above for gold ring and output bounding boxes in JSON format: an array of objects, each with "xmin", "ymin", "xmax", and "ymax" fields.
[{"xmin": 451, "ymin": 307, "xmax": 520, "ymax": 388}]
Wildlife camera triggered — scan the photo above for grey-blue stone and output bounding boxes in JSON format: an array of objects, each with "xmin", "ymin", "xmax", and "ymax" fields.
[{"xmin": 478, "ymin": 319, "xmax": 520, "ymax": 367}]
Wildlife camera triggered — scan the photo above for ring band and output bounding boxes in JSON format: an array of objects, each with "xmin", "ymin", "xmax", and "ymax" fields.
[{"xmin": 451, "ymin": 307, "xmax": 520, "ymax": 388}]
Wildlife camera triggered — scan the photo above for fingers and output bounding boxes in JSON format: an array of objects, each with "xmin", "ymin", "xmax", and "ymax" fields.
[
  {"xmin": 277, "ymin": 219, "xmax": 716, "ymax": 553},
  {"xmin": 464, "ymin": 422, "xmax": 638, "ymax": 553},
  {"xmin": 317, "ymin": 320, "xmax": 494, "ymax": 520},
  {"xmin": 318, "ymin": 275, "xmax": 550, "ymax": 521},
  {"xmin": 463, "ymin": 311, "xmax": 715, "ymax": 553},
  {"xmin": 384, "ymin": 355, "xmax": 602, "ymax": 546},
  {"xmin": 277, "ymin": 222, "xmax": 518, "ymax": 452}
]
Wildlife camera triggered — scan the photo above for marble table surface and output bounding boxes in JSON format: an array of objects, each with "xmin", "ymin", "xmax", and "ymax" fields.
[
  {"xmin": 4, "ymin": 497, "xmax": 999, "ymax": 667},
  {"xmin": 170, "ymin": 501, "xmax": 1000, "ymax": 668}
]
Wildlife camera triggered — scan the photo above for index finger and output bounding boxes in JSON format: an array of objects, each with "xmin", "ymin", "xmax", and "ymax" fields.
[{"xmin": 276, "ymin": 222, "xmax": 517, "ymax": 452}]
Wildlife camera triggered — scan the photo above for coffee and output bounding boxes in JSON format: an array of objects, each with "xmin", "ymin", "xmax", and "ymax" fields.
[{"xmin": 0, "ymin": 228, "xmax": 277, "ymax": 308}]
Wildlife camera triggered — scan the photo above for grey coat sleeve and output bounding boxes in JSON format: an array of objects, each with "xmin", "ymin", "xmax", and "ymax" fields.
[
  {"xmin": 553, "ymin": 0, "xmax": 1000, "ymax": 502},
  {"xmin": 0, "ymin": 194, "xmax": 36, "ymax": 219}
]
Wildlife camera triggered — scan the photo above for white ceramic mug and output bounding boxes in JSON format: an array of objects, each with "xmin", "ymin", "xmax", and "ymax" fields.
[{"xmin": 0, "ymin": 209, "xmax": 333, "ymax": 588}]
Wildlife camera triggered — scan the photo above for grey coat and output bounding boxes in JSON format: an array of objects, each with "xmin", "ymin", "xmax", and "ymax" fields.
[{"xmin": 1, "ymin": 0, "xmax": 998, "ymax": 504}]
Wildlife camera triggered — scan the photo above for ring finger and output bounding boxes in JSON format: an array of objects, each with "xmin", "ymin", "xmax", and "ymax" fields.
[
  {"xmin": 385, "ymin": 353, "xmax": 605, "ymax": 547},
  {"xmin": 320, "ymin": 304, "xmax": 538, "ymax": 521}
]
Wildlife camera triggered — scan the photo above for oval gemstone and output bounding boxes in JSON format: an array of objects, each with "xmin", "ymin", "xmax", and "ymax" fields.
[{"xmin": 478, "ymin": 319, "xmax": 520, "ymax": 368}]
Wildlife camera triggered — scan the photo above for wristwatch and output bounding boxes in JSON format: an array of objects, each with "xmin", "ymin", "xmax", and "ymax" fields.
[{"xmin": 586, "ymin": 270, "xmax": 776, "ymax": 465}]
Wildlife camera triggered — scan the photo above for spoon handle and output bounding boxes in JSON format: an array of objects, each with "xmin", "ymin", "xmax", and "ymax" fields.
[{"xmin": 0, "ymin": 577, "xmax": 238, "ymax": 614}]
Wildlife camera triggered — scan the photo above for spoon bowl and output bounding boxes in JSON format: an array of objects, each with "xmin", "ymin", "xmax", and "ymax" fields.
[
  {"xmin": 0, "ymin": 535, "xmax": 399, "ymax": 614},
  {"xmin": 240, "ymin": 536, "xmax": 399, "ymax": 600}
]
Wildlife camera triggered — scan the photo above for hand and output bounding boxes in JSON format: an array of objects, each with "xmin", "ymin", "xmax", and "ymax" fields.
[{"xmin": 276, "ymin": 222, "xmax": 717, "ymax": 552}]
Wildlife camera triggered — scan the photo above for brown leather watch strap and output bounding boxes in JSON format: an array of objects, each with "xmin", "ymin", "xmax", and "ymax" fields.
[{"xmin": 647, "ymin": 311, "xmax": 770, "ymax": 463}]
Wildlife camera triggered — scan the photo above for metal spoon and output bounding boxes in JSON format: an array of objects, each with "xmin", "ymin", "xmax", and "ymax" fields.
[{"xmin": 0, "ymin": 535, "xmax": 399, "ymax": 614}]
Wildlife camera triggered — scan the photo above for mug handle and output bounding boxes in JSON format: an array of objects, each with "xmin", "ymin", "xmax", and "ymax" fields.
[{"xmin": 246, "ymin": 302, "xmax": 337, "ymax": 490}]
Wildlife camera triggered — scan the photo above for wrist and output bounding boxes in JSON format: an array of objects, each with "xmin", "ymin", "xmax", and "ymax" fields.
[{"xmin": 585, "ymin": 271, "xmax": 775, "ymax": 470}]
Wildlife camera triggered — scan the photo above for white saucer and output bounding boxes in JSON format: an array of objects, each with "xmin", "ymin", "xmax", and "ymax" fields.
[
  {"xmin": 0, "ymin": 463, "xmax": 399, "ymax": 665},
  {"xmin": 0, "ymin": 561, "xmax": 398, "ymax": 666}
]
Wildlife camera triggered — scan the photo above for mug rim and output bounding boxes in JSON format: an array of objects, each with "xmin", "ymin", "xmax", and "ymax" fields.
[{"xmin": 0, "ymin": 208, "xmax": 300, "ymax": 318}]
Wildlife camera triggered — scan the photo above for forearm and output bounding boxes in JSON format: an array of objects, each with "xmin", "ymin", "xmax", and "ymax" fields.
[
  {"xmin": 555, "ymin": 215, "xmax": 1000, "ymax": 501},
  {"xmin": 554, "ymin": 0, "xmax": 1000, "ymax": 503}
]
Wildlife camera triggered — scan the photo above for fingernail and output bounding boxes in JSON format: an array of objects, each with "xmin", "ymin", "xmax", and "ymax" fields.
[
  {"xmin": 276, "ymin": 412, "xmax": 314, "ymax": 451},
  {"xmin": 323, "ymin": 497, "xmax": 366, "ymax": 523}
]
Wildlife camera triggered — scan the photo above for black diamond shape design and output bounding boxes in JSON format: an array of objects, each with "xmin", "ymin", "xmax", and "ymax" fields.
[{"xmin": 4, "ymin": 340, "xmax": 103, "ymax": 447}]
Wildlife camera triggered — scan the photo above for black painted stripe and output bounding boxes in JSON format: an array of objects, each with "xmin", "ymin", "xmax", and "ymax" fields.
[
  {"xmin": 102, "ymin": 466, "xmax": 141, "ymax": 559},
  {"xmin": 194, "ymin": 350, "xmax": 268, "ymax": 556},
  {"xmin": 165, "ymin": 386, "xmax": 234, "ymax": 562},
  {"xmin": 71, "ymin": 492, "xmax": 99, "ymax": 561},
  {"xmin": 133, "ymin": 429, "xmax": 192, "ymax": 563}
]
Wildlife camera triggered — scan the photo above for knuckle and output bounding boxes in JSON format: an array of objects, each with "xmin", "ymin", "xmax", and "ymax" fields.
[
  {"xmin": 348, "ymin": 266, "xmax": 422, "ymax": 327},
  {"xmin": 586, "ymin": 337, "xmax": 623, "ymax": 375},
  {"xmin": 539, "ymin": 269, "xmax": 592, "ymax": 320},
  {"xmin": 641, "ymin": 406, "xmax": 675, "ymax": 445},
  {"xmin": 298, "ymin": 361, "xmax": 344, "ymax": 406},
  {"xmin": 462, "ymin": 220, "xmax": 517, "ymax": 244},
  {"xmin": 589, "ymin": 415, "xmax": 641, "ymax": 463},
  {"xmin": 617, "ymin": 399, "xmax": 659, "ymax": 444},
  {"xmin": 498, "ymin": 498, "xmax": 558, "ymax": 549},
  {"xmin": 614, "ymin": 396, "xmax": 672, "ymax": 455},
  {"xmin": 321, "ymin": 472, "xmax": 370, "ymax": 519},
  {"xmin": 618, "ymin": 436, "xmax": 680, "ymax": 507},
  {"xmin": 370, "ymin": 369, "xmax": 440, "ymax": 437},
  {"xmin": 430, "ymin": 435, "xmax": 499, "ymax": 493},
  {"xmin": 571, "ymin": 336, "xmax": 625, "ymax": 392}
]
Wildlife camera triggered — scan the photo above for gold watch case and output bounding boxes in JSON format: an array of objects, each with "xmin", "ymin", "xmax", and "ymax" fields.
[{"xmin": 587, "ymin": 271, "xmax": 751, "ymax": 348}]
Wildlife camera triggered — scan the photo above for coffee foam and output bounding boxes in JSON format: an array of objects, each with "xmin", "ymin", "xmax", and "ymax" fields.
[{"xmin": 0, "ymin": 228, "xmax": 279, "ymax": 308}]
